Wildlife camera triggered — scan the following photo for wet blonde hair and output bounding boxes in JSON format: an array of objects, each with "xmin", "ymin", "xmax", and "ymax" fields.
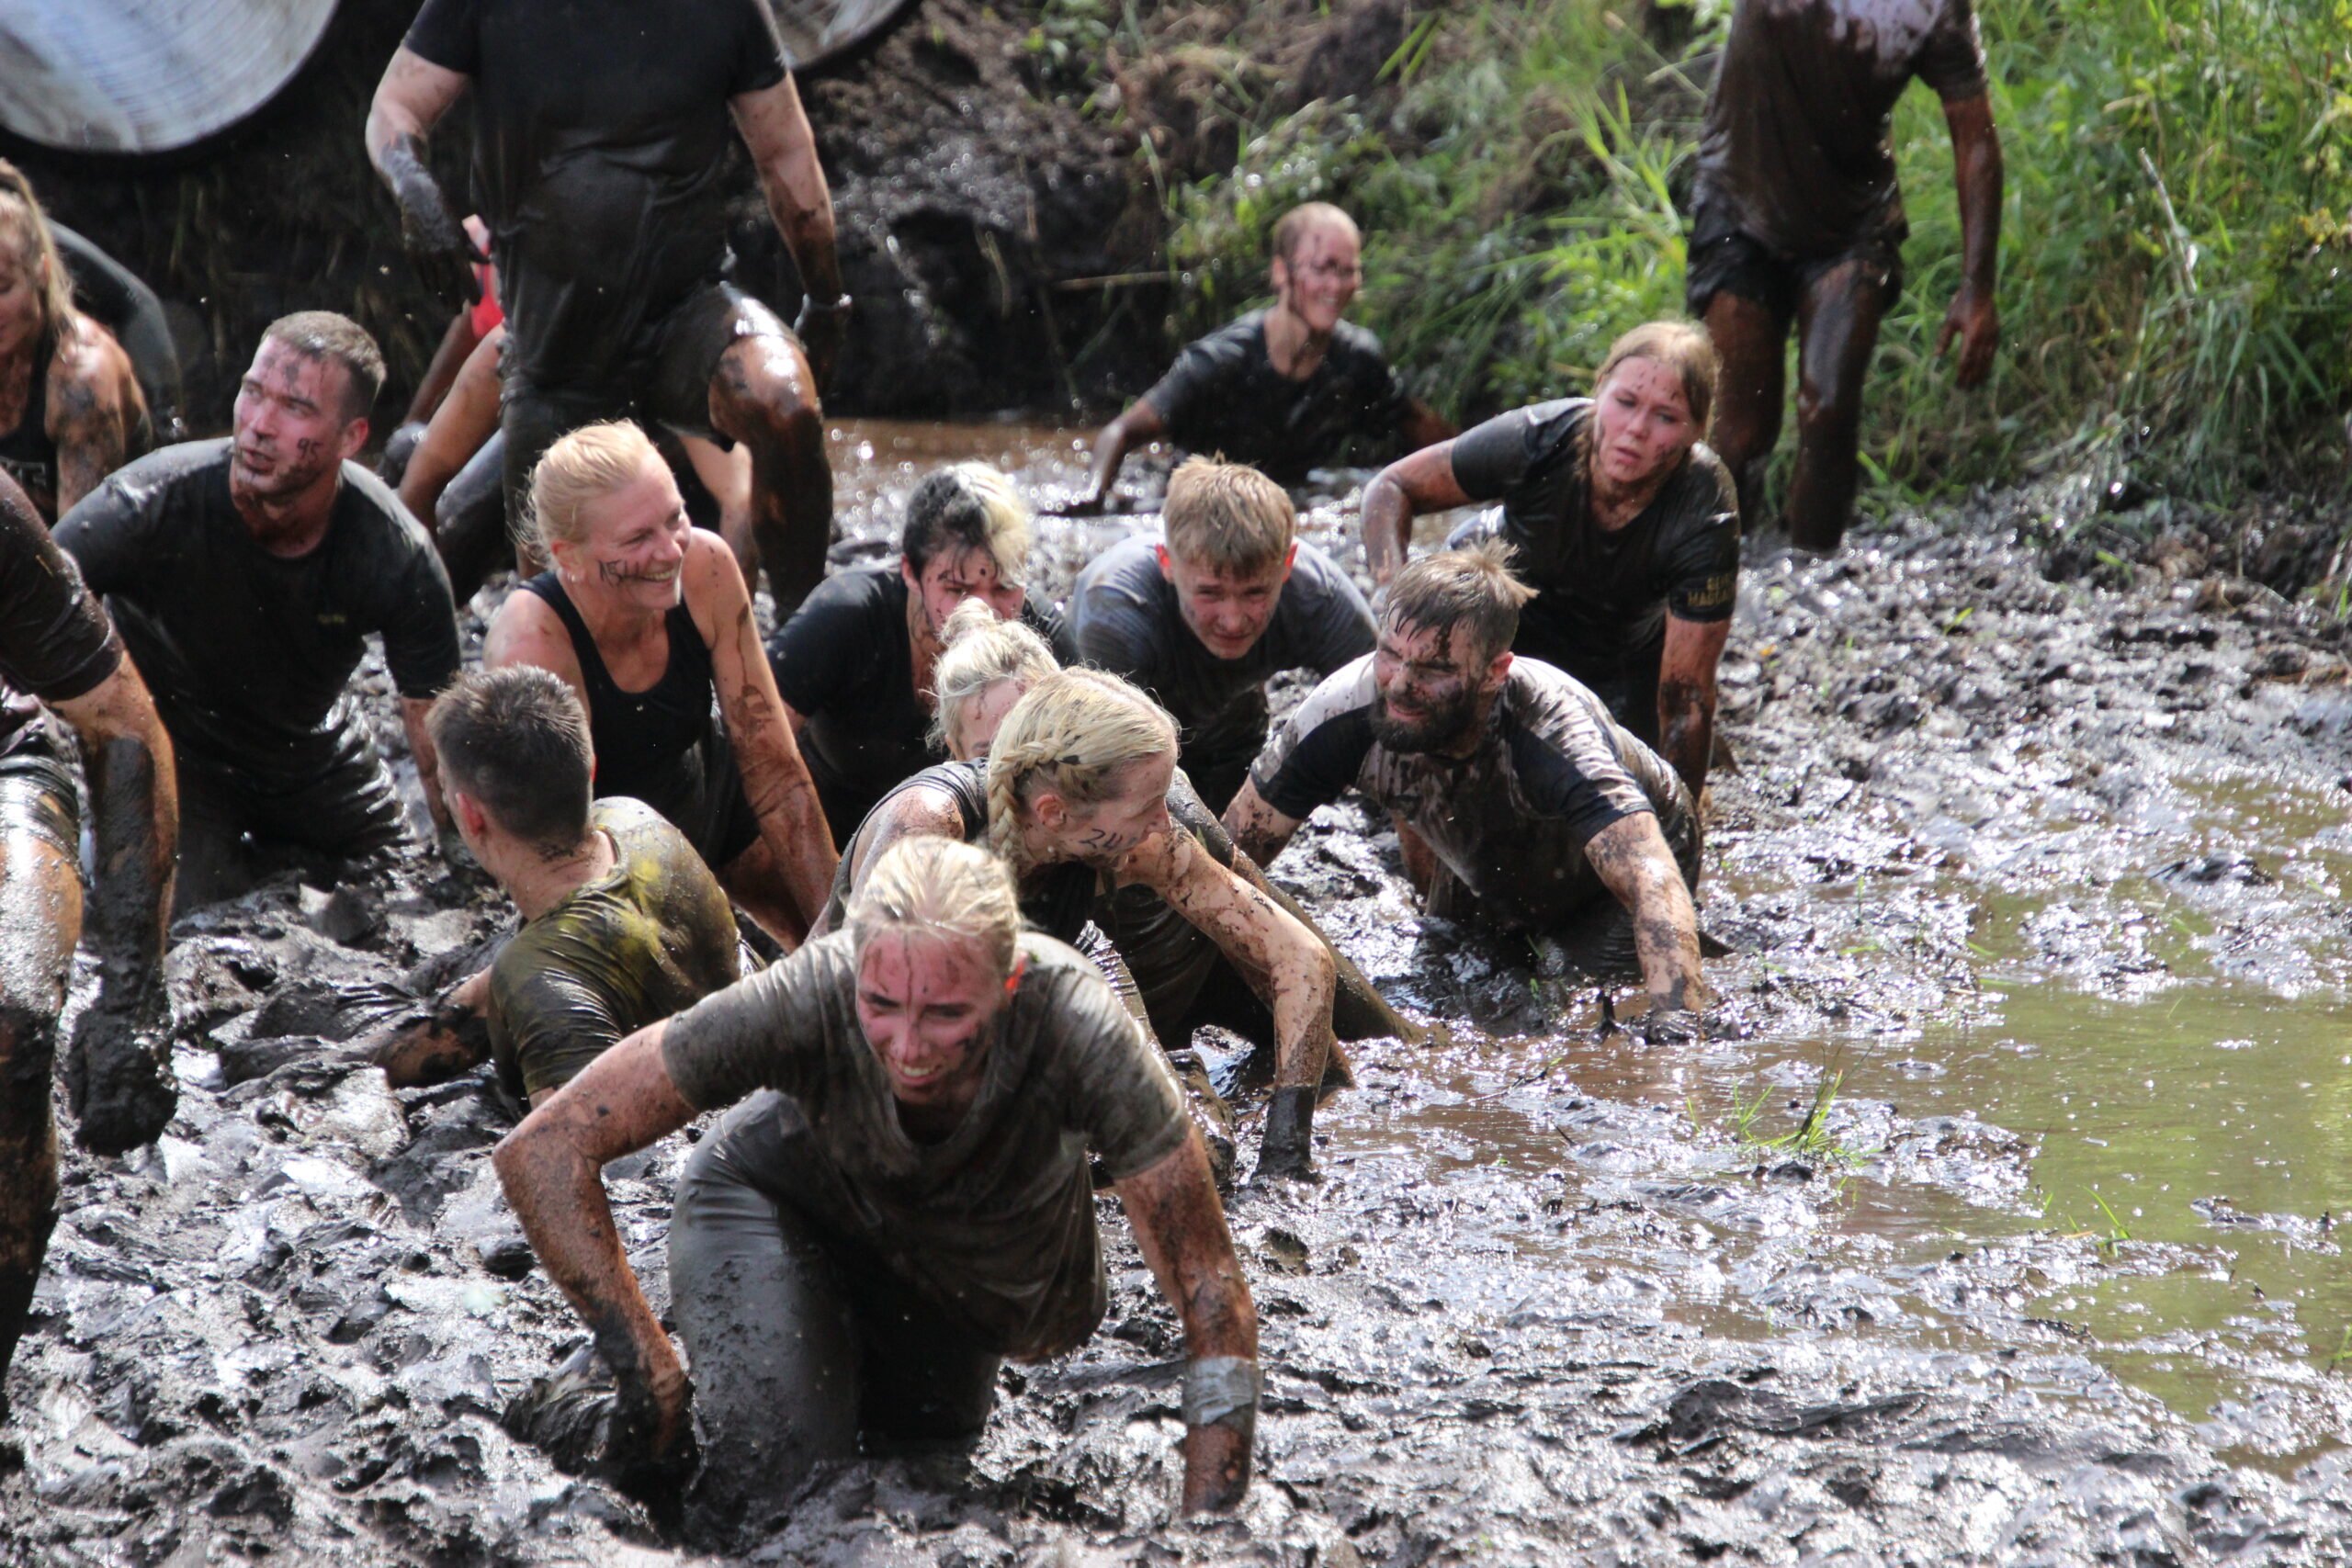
[
  {"xmin": 531, "ymin": 420, "xmax": 662, "ymax": 557},
  {"xmin": 1271, "ymin": 201, "xmax": 1360, "ymax": 266},
  {"xmin": 1162, "ymin": 457, "xmax": 1295, "ymax": 574},
  {"xmin": 1593, "ymin": 320, "xmax": 1718, "ymax": 434},
  {"xmin": 0, "ymin": 163, "xmax": 73, "ymax": 341},
  {"xmin": 845, "ymin": 836, "xmax": 1023, "ymax": 981},
  {"xmin": 904, "ymin": 462, "xmax": 1033, "ymax": 591},
  {"xmin": 932, "ymin": 598, "xmax": 1059, "ymax": 758},
  {"xmin": 983, "ymin": 667, "xmax": 1177, "ymax": 869}
]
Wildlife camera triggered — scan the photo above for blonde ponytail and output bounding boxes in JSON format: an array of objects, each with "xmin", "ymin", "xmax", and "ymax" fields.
[
  {"xmin": 982, "ymin": 668, "xmax": 1177, "ymax": 868},
  {"xmin": 931, "ymin": 599, "xmax": 1059, "ymax": 755}
]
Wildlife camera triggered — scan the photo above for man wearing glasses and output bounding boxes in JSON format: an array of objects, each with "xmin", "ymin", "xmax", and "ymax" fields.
[{"xmin": 1075, "ymin": 204, "xmax": 1453, "ymax": 510}]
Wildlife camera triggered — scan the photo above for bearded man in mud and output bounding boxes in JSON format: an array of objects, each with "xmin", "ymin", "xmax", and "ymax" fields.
[
  {"xmin": 1227, "ymin": 542, "xmax": 1713, "ymax": 1036},
  {"xmin": 768, "ymin": 463, "xmax": 1076, "ymax": 842},
  {"xmin": 0, "ymin": 162, "xmax": 153, "ymax": 524},
  {"xmin": 1687, "ymin": 0, "xmax": 2003, "ymax": 554},
  {"xmin": 494, "ymin": 836, "xmax": 1258, "ymax": 1543},
  {"xmin": 55, "ymin": 312, "xmax": 463, "ymax": 911},
  {"xmin": 1074, "ymin": 203, "xmax": 1454, "ymax": 510},
  {"xmin": 1074, "ymin": 457, "xmax": 1375, "ymax": 814},
  {"xmin": 364, "ymin": 667, "xmax": 742, "ymax": 1107},
  {"xmin": 1362, "ymin": 321, "xmax": 1738, "ymax": 796},
  {"xmin": 0, "ymin": 468, "xmax": 178, "ymax": 1404},
  {"xmin": 367, "ymin": 0, "xmax": 847, "ymax": 613}
]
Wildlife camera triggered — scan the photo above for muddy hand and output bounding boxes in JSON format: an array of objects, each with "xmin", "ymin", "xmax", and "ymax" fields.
[
  {"xmin": 604, "ymin": 1353, "xmax": 696, "ymax": 1505},
  {"xmin": 1255, "ymin": 1085, "xmax": 1317, "ymax": 1181},
  {"xmin": 1181, "ymin": 1416, "xmax": 1254, "ymax": 1514},
  {"xmin": 793, "ymin": 295, "xmax": 850, "ymax": 393},
  {"xmin": 65, "ymin": 976, "xmax": 176, "ymax": 1156},
  {"xmin": 1638, "ymin": 1005, "xmax": 1704, "ymax": 1046},
  {"xmin": 386, "ymin": 137, "xmax": 481, "ymax": 311},
  {"xmin": 1937, "ymin": 283, "xmax": 1998, "ymax": 389}
]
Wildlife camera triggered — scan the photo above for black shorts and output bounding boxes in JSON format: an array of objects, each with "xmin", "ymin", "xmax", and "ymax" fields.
[{"xmin": 1683, "ymin": 190, "xmax": 1905, "ymax": 322}]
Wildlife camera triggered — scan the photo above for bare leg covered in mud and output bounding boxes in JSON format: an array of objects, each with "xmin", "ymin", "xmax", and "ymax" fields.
[{"xmin": 0, "ymin": 808, "xmax": 80, "ymax": 1402}]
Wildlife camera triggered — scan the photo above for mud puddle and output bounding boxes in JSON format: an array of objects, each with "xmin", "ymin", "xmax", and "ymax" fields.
[{"xmin": 6, "ymin": 429, "xmax": 2352, "ymax": 1563}]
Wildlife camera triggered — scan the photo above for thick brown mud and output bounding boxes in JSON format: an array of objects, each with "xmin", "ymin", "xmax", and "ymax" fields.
[{"xmin": 4, "ymin": 435, "xmax": 2351, "ymax": 1563}]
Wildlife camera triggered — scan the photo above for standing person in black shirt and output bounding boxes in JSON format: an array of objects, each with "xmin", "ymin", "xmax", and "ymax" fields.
[
  {"xmin": 0, "ymin": 469, "xmax": 179, "ymax": 1402},
  {"xmin": 1360, "ymin": 321, "xmax": 1738, "ymax": 796},
  {"xmin": 769, "ymin": 464, "xmax": 1075, "ymax": 842},
  {"xmin": 1688, "ymin": 0, "xmax": 2002, "ymax": 553},
  {"xmin": 1076, "ymin": 205, "xmax": 1453, "ymax": 507},
  {"xmin": 55, "ymin": 313, "xmax": 462, "ymax": 910},
  {"xmin": 1073, "ymin": 457, "xmax": 1374, "ymax": 814},
  {"xmin": 366, "ymin": 0, "xmax": 848, "ymax": 612}
]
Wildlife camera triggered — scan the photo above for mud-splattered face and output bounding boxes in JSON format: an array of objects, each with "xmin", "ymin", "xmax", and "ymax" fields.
[
  {"xmin": 565, "ymin": 458, "xmax": 690, "ymax": 613},
  {"xmin": 232, "ymin": 340, "xmax": 363, "ymax": 501},
  {"xmin": 947, "ymin": 677, "xmax": 1030, "ymax": 762},
  {"xmin": 906, "ymin": 545, "xmax": 1024, "ymax": 639},
  {"xmin": 1046, "ymin": 750, "xmax": 1177, "ymax": 870},
  {"xmin": 1371, "ymin": 619, "xmax": 1497, "ymax": 753},
  {"xmin": 1271, "ymin": 220, "xmax": 1362, "ymax": 339},
  {"xmin": 855, "ymin": 930, "xmax": 1008, "ymax": 1112},
  {"xmin": 1590, "ymin": 356, "xmax": 1698, "ymax": 491},
  {"xmin": 1159, "ymin": 544, "xmax": 1296, "ymax": 661}
]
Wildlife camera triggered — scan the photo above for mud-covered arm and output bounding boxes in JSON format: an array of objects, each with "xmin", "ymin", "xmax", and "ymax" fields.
[
  {"xmin": 732, "ymin": 77, "xmax": 844, "ymax": 380},
  {"xmin": 1362, "ymin": 439, "xmax": 1468, "ymax": 589},
  {"xmin": 1657, "ymin": 615, "xmax": 1731, "ymax": 797},
  {"xmin": 492, "ymin": 1025, "xmax": 699, "ymax": 1477},
  {"xmin": 1117, "ymin": 1130, "xmax": 1259, "ymax": 1512},
  {"xmin": 1938, "ymin": 93, "xmax": 2003, "ymax": 389},
  {"xmin": 50, "ymin": 332, "xmax": 142, "ymax": 516},
  {"xmin": 364, "ymin": 965, "xmax": 492, "ymax": 1087},
  {"xmin": 1080, "ymin": 399, "xmax": 1166, "ymax": 511},
  {"xmin": 1583, "ymin": 813, "xmax": 1709, "ymax": 1014},
  {"xmin": 400, "ymin": 695, "xmax": 455, "ymax": 834},
  {"xmin": 1222, "ymin": 777, "xmax": 1306, "ymax": 870},
  {"xmin": 366, "ymin": 50, "xmax": 480, "ymax": 310}
]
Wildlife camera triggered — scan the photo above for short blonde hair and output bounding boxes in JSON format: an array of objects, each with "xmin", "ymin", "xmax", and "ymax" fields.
[
  {"xmin": 983, "ymin": 668, "xmax": 1177, "ymax": 869},
  {"xmin": 530, "ymin": 421, "xmax": 662, "ymax": 556},
  {"xmin": 1272, "ymin": 202, "xmax": 1359, "ymax": 266},
  {"xmin": 845, "ymin": 836, "xmax": 1022, "ymax": 981},
  {"xmin": 1594, "ymin": 320, "xmax": 1718, "ymax": 434},
  {"xmin": 932, "ymin": 599, "xmax": 1059, "ymax": 757},
  {"xmin": 1162, "ymin": 457, "xmax": 1295, "ymax": 574},
  {"xmin": 904, "ymin": 463, "xmax": 1033, "ymax": 590}
]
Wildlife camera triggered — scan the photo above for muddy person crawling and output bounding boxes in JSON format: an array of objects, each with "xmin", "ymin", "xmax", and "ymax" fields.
[
  {"xmin": 1226, "ymin": 542, "xmax": 1713, "ymax": 1035},
  {"xmin": 493, "ymin": 837, "xmax": 1257, "ymax": 1546}
]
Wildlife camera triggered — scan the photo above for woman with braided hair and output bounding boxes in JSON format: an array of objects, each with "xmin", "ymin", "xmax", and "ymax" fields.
[{"xmin": 820, "ymin": 663, "xmax": 1405, "ymax": 1179}]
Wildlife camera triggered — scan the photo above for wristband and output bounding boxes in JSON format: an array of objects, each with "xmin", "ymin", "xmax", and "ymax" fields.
[{"xmin": 1182, "ymin": 1356, "xmax": 1261, "ymax": 1428}]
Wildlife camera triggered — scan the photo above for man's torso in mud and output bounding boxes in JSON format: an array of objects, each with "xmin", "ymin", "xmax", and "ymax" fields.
[
  {"xmin": 1072, "ymin": 535, "xmax": 1375, "ymax": 811},
  {"xmin": 0, "ymin": 472, "xmax": 119, "ymax": 758},
  {"xmin": 1141, "ymin": 310, "xmax": 1412, "ymax": 483},
  {"xmin": 769, "ymin": 566, "xmax": 1076, "ymax": 842},
  {"xmin": 661, "ymin": 929, "xmax": 1188, "ymax": 1359},
  {"xmin": 1251, "ymin": 654, "xmax": 1696, "ymax": 931},
  {"xmin": 1451, "ymin": 400, "xmax": 1738, "ymax": 728},
  {"xmin": 401, "ymin": 0, "xmax": 789, "ymax": 391},
  {"xmin": 1694, "ymin": 0, "xmax": 1988, "ymax": 257},
  {"xmin": 52, "ymin": 441, "xmax": 460, "ymax": 795},
  {"xmin": 487, "ymin": 797, "xmax": 741, "ymax": 1101}
]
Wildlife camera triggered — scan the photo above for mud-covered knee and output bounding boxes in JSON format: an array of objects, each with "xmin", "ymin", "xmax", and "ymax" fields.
[{"xmin": 0, "ymin": 998, "xmax": 61, "ymax": 1095}]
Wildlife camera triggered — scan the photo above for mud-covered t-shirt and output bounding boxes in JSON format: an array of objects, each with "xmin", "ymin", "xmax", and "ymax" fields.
[
  {"xmin": 488, "ymin": 798, "xmax": 741, "ymax": 1100},
  {"xmin": 1449, "ymin": 400, "xmax": 1738, "ymax": 686},
  {"xmin": 0, "ymin": 472, "xmax": 119, "ymax": 757},
  {"xmin": 1250, "ymin": 654, "xmax": 1694, "ymax": 931},
  {"xmin": 402, "ymin": 0, "xmax": 788, "ymax": 390},
  {"xmin": 662, "ymin": 930, "xmax": 1189, "ymax": 1358},
  {"xmin": 769, "ymin": 565, "xmax": 1076, "ymax": 841},
  {"xmin": 1071, "ymin": 535, "xmax": 1374, "ymax": 803},
  {"xmin": 1694, "ymin": 0, "xmax": 1988, "ymax": 256},
  {"xmin": 1141, "ymin": 310, "xmax": 1413, "ymax": 481},
  {"xmin": 54, "ymin": 440, "xmax": 461, "ymax": 790}
]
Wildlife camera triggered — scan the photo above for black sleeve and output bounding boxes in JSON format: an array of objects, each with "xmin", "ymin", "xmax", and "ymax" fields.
[
  {"xmin": 378, "ymin": 517, "xmax": 464, "ymax": 700},
  {"xmin": 1661, "ymin": 457, "xmax": 1740, "ymax": 625},
  {"xmin": 51, "ymin": 462, "xmax": 157, "ymax": 600},
  {"xmin": 1445, "ymin": 407, "xmax": 1544, "ymax": 502},
  {"xmin": 1250, "ymin": 669, "xmax": 1380, "ymax": 821},
  {"xmin": 1023, "ymin": 597, "xmax": 1080, "ymax": 666},
  {"xmin": 769, "ymin": 574, "xmax": 883, "ymax": 715},
  {"xmin": 1917, "ymin": 0, "xmax": 1989, "ymax": 99},
  {"xmin": 729, "ymin": 0, "xmax": 790, "ymax": 92},
  {"xmin": 1137, "ymin": 330, "xmax": 1240, "ymax": 444},
  {"xmin": 1294, "ymin": 555, "xmax": 1377, "ymax": 674},
  {"xmin": 0, "ymin": 482, "xmax": 120, "ymax": 705},
  {"xmin": 1070, "ymin": 568, "xmax": 1157, "ymax": 682},
  {"xmin": 1505, "ymin": 723, "xmax": 1651, "ymax": 847},
  {"xmin": 402, "ymin": 0, "xmax": 483, "ymax": 74}
]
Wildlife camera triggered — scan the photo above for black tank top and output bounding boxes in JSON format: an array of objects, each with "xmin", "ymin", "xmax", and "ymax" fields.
[
  {"xmin": 0, "ymin": 330, "xmax": 57, "ymax": 513},
  {"xmin": 521, "ymin": 570, "xmax": 721, "ymax": 834}
]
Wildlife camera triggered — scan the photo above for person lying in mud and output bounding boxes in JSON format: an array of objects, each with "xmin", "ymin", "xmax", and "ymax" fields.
[
  {"xmin": 493, "ymin": 837, "xmax": 1257, "ymax": 1541},
  {"xmin": 364, "ymin": 667, "xmax": 742, "ymax": 1104},
  {"xmin": 368, "ymin": 0, "xmax": 847, "ymax": 613},
  {"xmin": 1075, "ymin": 203, "xmax": 1453, "ymax": 509},
  {"xmin": 55, "ymin": 312, "xmax": 462, "ymax": 911},
  {"xmin": 1227, "ymin": 542, "xmax": 1713, "ymax": 1035},
  {"xmin": 769, "ymin": 463, "xmax": 1076, "ymax": 841},
  {"xmin": 0, "ymin": 469, "xmax": 177, "ymax": 1405},
  {"xmin": 1360, "ymin": 321, "xmax": 1738, "ymax": 796},
  {"xmin": 0, "ymin": 162, "xmax": 152, "ymax": 523},
  {"xmin": 1073, "ymin": 457, "xmax": 1375, "ymax": 814},
  {"xmin": 485, "ymin": 422, "xmax": 835, "ymax": 947},
  {"xmin": 1689, "ymin": 0, "xmax": 2002, "ymax": 553},
  {"xmin": 821, "ymin": 665, "xmax": 1409, "ymax": 1179}
]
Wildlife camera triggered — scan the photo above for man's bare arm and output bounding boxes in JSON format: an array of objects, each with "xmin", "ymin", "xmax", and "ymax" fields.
[
  {"xmin": 808, "ymin": 784, "xmax": 967, "ymax": 940},
  {"xmin": 1583, "ymin": 814, "xmax": 1709, "ymax": 1015},
  {"xmin": 1116, "ymin": 1130, "xmax": 1258, "ymax": 1513},
  {"xmin": 1221, "ymin": 778, "xmax": 1306, "ymax": 870},
  {"xmin": 1656, "ymin": 615, "xmax": 1731, "ymax": 798},
  {"xmin": 1936, "ymin": 92, "xmax": 2003, "ymax": 389},
  {"xmin": 731, "ymin": 77, "xmax": 845, "ymax": 382},
  {"xmin": 364, "ymin": 966, "xmax": 493, "ymax": 1087},
  {"xmin": 1361, "ymin": 440, "xmax": 1468, "ymax": 588},
  {"xmin": 400, "ymin": 695, "xmax": 455, "ymax": 834},
  {"xmin": 366, "ymin": 49, "xmax": 480, "ymax": 310}
]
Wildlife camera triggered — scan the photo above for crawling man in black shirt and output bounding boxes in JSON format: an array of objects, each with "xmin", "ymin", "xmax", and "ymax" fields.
[
  {"xmin": 1077, "ymin": 204, "xmax": 1453, "ymax": 507},
  {"xmin": 56, "ymin": 312, "xmax": 463, "ymax": 910},
  {"xmin": 1075, "ymin": 457, "xmax": 1375, "ymax": 814},
  {"xmin": 1227, "ymin": 542, "xmax": 1713, "ymax": 1035}
]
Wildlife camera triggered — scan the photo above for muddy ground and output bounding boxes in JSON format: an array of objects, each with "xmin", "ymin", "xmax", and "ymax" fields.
[{"xmin": 7, "ymin": 463, "xmax": 2352, "ymax": 1565}]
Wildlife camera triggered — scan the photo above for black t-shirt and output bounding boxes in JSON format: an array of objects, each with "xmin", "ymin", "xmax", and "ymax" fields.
[
  {"xmin": 1071, "ymin": 534, "xmax": 1374, "ymax": 806},
  {"xmin": 1141, "ymin": 310, "xmax": 1412, "ymax": 482},
  {"xmin": 1450, "ymin": 399, "xmax": 1738, "ymax": 695},
  {"xmin": 0, "ymin": 473, "xmax": 119, "ymax": 757},
  {"xmin": 402, "ymin": 0, "xmax": 789, "ymax": 390},
  {"xmin": 1693, "ymin": 0, "xmax": 1988, "ymax": 257},
  {"xmin": 54, "ymin": 441, "xmax": 461, "ymax": 791},
  {"xmin": 768, "ymin": 565, "xmax": 1076, "ymax": 842}
]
